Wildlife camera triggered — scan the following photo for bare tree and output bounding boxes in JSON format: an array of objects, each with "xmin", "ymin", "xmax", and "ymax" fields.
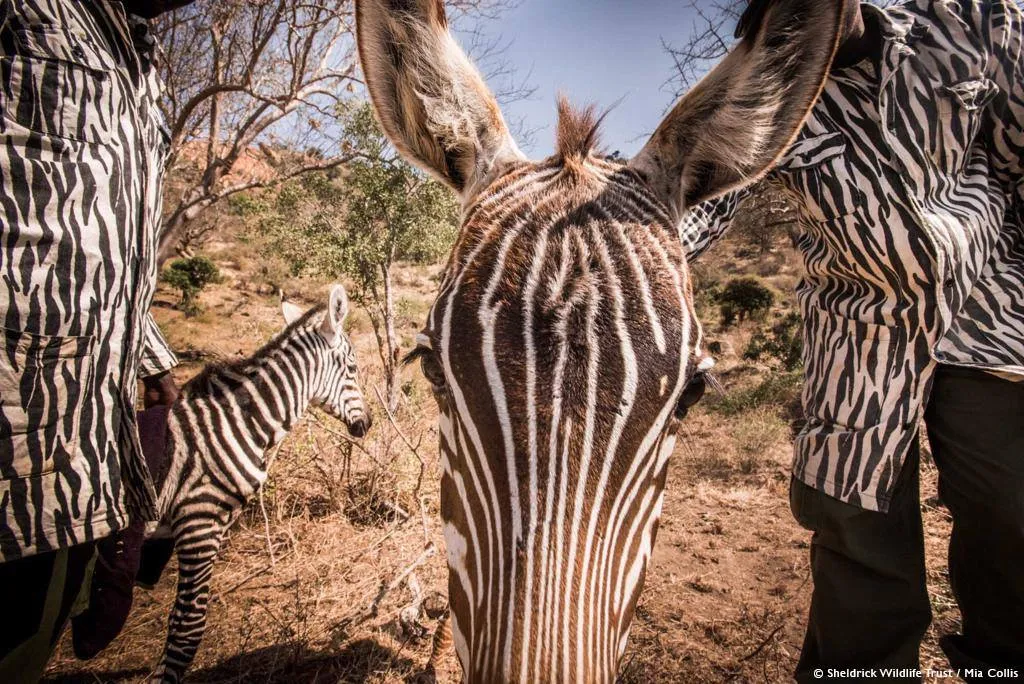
[
  {"xmin": 153, "ymin": 0, "xmax": 529, "ymax": 261},
  {"xmin": 732, "ymin": 182, "xmax": 799, "ymax": 253},
  {"xmin": 152, "ymin": 1, "xmax": 359, "ymax": 260},
  {"xmin": 663, "ymin": 0, "xmax": 901, "ymax": 97},
  {"xmin": 663, "ymin": 0, "xmax": 744, "ymax": 96}
]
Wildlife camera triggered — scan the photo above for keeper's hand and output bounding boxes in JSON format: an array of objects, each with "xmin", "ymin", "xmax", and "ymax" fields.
[{"xmin": 142, "ymin": 371, "xmax": 179, "ymax": 408}]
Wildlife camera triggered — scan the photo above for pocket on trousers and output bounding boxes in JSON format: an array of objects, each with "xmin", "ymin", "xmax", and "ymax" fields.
[{"xmin": 0, "ymin": 327, "xmax": 95, "ymax": 477}]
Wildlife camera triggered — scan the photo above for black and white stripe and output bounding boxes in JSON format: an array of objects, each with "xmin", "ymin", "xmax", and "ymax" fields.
[
  {"xmin": 0, "ymin": 0, "xmax": 178, "ymax": 561},
  {"xmin": 150, "ymin": 286, "xmax": 370, "ymax": 683},
  {"xmin": 683, "ymin": 0, "xmax": 1024, "ymax": 513}
]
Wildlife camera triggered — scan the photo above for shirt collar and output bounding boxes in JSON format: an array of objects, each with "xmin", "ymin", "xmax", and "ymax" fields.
[
  {"xmin": 861, "ymin": 2, "xmax": 929, "ymax": 91},
  {"xmin": 863, "ymin": 2, "xmax": 929, "ymax": 49}
]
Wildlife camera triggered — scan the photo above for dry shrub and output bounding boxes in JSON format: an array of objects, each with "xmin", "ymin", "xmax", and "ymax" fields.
[
  {"xmin": 732, "ymin": 410, "xmax": 789, "ymax": 474},
  {"xmin": 344, "ymin": 467, "xmax": 411, "ymax": 528},
  {"xmin": 707, "ymin": 370, "xmax": 802, "ymax": 417}
]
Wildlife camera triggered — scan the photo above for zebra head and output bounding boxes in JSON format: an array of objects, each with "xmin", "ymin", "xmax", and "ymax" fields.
[
  {"xmin": 356, "ymin": 0, "xmax": 844, "ymax": 680},
  {"xmin": 281, "ymin": 285, "xmax": 372, "ymax": 438}
]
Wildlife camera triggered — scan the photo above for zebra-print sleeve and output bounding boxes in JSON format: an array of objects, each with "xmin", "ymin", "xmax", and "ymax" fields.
[
  {"xmin": 679, "ymin": 186, "xmax": 754, "ymax": 259},
  {"xmin": 139, "ymin": 314, "xmax": 179, "ymax": 378},
  {"xmin": 985, "ymin": 0, "xmax": 1024, "ymax": 208}
]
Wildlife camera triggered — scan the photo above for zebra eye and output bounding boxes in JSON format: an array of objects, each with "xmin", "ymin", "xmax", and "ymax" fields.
[
  {"xmin": 420, "ymin": 351, "xmax": 447, "ymax": 390},
  {"xmin": 674, "ymin": 373, "xmax": 707, "ymax": 421},
  {"xmin": 404, "ymin": 345, "xmax": 447, "ymax": 391}
]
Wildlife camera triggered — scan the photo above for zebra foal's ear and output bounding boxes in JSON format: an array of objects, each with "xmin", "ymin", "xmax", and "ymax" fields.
[
  {"xmin": 281, "ymin": 300, "xmax": 305, "ymax": 326},
  {"xmin": 320, "ymin": 284, "xmax": 350, "ymax": 347},
  {"xmin": 629, "ymin": 0, "xmax": 845, "ymax": 219},
  {"xmin": 355, "ymin": 0, "xmax": 524, "ymax": 198}
]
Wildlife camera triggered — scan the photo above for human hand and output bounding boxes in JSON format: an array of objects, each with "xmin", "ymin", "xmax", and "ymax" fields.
[{"xmin": 142, "ymin": 371, "xmax": 179, "ymax": 408}]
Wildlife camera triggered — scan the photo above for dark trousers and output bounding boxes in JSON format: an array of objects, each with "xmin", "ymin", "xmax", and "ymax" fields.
[
  {"xmin": 793, "ymin": 365, "xmax": 1024, "ymax": 681},
  {"xmin": 0, "ymin": 543, "xmax": 96, "ymax": 683}
]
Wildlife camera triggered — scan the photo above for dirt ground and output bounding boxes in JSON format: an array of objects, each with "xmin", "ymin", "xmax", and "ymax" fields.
[{"xmin": 42, "ymin": 245, "xmax": 963, "ymax": 683}]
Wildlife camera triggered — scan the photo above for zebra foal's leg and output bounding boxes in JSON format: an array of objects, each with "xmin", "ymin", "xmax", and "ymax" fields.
[{"xmin": 152, "ymin": 516, "xmax": 225, "ymax": 684}]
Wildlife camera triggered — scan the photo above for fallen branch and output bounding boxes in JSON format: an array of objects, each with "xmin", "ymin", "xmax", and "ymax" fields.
[
  {"xmin": 337, "ymin": 524, "xmax": 404, "ymax": 584},
  {"xmin": 740, "ymin": 623, "xmax": 785, "ymax": 662},
  {"xmin": 217, "ymin": 547, "xmax": 298, "ymax": 599},
  {"xmin": 339, "ymin": 542, "xmax": 438, "ymax": 631},
  {"xmin": 369, "ymin": 542, "xmax": 437, "ymax": 618},
  {"xmin": 399, "ymin": 571, "xmax": 427, "ymax": 638},
  {"xmin": 381, "ymin": 499, "xmax": 411, "ymax": 521}
]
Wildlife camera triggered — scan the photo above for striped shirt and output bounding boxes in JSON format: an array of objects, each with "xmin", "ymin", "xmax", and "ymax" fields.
[
  {"xmin": 0, "ymin": 0, "xmax": 178, "ymax": 560},
  {"xmin": 683, "ymin": 0, "xmax": 1024, "ymax": 513}
]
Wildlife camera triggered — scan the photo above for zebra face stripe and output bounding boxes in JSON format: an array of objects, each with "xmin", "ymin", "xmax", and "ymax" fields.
[
  {"xmin": 414, "ymin": 158, "xmax": 702, "ymax": 682},
  {"xmin": 314, "ymin": 334, "xmax": 372, "ymax": 438}
]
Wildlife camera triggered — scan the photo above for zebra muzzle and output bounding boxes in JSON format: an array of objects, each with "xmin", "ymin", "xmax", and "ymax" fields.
[{"xmin": 347, "ymin": 412, "xmax": 372, "ymax": 438}]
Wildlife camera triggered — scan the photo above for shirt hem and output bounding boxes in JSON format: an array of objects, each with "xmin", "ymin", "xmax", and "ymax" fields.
[
  {"xmin": 790, "ymin": 465, "xmax": 893, "ymax": 514},
  {"xmin": 0, "ymin": 508, "xmax": 127, "ymax": 563}
]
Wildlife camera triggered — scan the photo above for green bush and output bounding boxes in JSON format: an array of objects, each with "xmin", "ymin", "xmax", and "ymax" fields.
[
  {"xmin": 227, "ymin": 192, "xmax": 268, "ymax": 217},
  {"xmin": 745, "ymin": 311, "xmax": 803, "ymax": 371},
  {"xmin": 718, "ymin": 277, "xmax": 775, "ymax": 325},
  {"xmin": 692, "ymin": 278, "xmax": 723, "ymax": 322},
  {"xmin": 162, "ymin": 256, "xmax": 222, "ymax": 317},
  {"xmin": 707, "ymin": 371, "xmax": 803, "ymax": 417}
]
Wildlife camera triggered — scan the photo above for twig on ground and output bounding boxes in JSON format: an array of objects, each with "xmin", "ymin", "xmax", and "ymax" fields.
[
  {"xmin": 369, "ymin": 542, "xmax": 437, "ymax": 618},
  {"xmin": 381, "ymin": 499, "xmax": 411, "ymax": 521},
  {"xmin": 217, "ymin": 548, "xmax": 297, "ymax": 598},
  {"xmin": 399, "ymin": 571, "xmax": 427, "ymax": 638},
  {"xmin": 337, "ymin": 522, "xmax": 403, "ymax": 583},
  {"xmin": 740, "ymin": 623, "xmax": 785, "ymax": 662},
  {"xmin": 258, "ymin": 443, "xmax": 284, "ymax": 565},
  {"xmin": 340, "ymin": 542, "xmax": 438, "ymax": 630}
]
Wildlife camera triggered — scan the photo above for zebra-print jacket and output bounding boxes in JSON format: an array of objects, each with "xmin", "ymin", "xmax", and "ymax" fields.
[
  {"xmin": 0, "ymin": 1, "xmax": 179, "ymax": 560},
  {"xmin": 683, "ymin": 0, "xmax": 1024, "ymax": 513}
]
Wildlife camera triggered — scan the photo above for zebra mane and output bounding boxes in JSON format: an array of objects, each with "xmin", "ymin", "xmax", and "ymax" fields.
[
  {"xmin": 555, "ymin": 96, "xmax": 608, "ymax": 161},
  {"xmin": 182, "ymin": 303, "xmax": 327, "ymax": 398}
]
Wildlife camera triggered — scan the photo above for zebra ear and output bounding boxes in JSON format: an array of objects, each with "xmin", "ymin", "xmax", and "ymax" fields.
[
  {"xmin": 320, "ymin": 284, "xmax": 349, "ymax": 346},
  {"xmin": 629, "ymin": 0, "xmax": 845, "ymax": 219},
  {"xmin": 355, "ymin": 0, "xmax": 524, "ymax": 197},
  {"xmin": 281, "ymin": 300, "xmax": 305, "ymax": 326}
]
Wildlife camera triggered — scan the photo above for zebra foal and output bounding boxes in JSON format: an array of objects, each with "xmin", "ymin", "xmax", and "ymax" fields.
[{"xmin": 147, "ymin": 285, "xmax": 371, "ymax": 683}]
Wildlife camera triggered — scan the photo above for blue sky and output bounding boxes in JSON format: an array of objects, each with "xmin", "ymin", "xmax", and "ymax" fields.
[{"xmin": 456, "ymin": 0, "xmax": 714, "ymax": 158}]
